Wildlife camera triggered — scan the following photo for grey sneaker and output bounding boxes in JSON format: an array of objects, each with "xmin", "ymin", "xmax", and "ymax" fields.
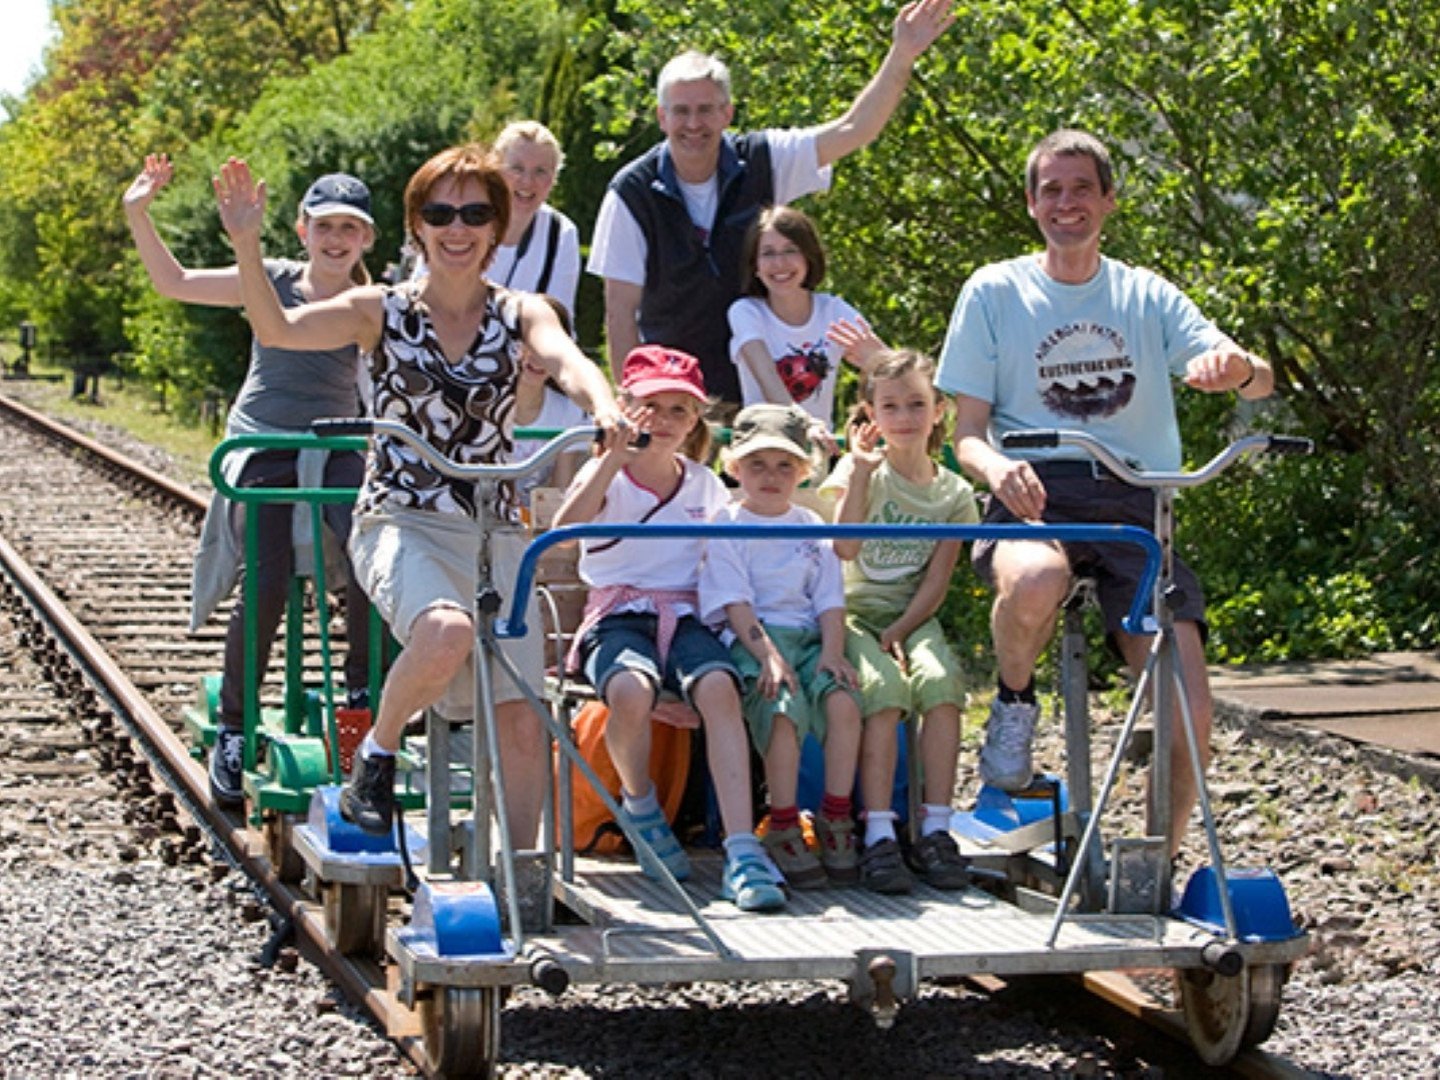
[
  {"xmin": 979, "ymin": 697, "xmax": 1039, "ymax": 791},
  {"xmin": 762, "ymin": 824, "xmax": 826, "ymax": 890},
  {"xmin": 859, "ymin": 837, "xmax": 914, "ymax": 895}
]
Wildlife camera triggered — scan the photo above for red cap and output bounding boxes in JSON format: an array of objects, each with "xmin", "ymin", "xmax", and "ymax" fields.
[{"xmin": 621, "ymin": 345, "xmax": 708, "ymax": 403}]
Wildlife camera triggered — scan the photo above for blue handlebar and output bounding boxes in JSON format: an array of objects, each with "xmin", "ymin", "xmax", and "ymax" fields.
[{"xmin": 497, "ymin": 522, "xmax": 1163, "ymax": 638}]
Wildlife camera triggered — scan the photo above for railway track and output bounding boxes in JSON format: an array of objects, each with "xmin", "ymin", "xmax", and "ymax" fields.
[{"xmin": 0, "ymin": 390, "xmax": 1312, "ymax": 1077}]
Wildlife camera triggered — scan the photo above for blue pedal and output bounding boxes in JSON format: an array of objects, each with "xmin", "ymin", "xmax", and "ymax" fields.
[
  {"xmin": 1176, "ymin": 866, "xmax": 1300, "ymax": 942},
  {"xmin": 953, "ymin": 775, "xmax": 1068, "ymax": 843},
  {"xmin": 411, "ymin": 881, "xmax": 507, "ymax": 957},
  {"xmin": 306, "ymin": 784, "xmax": 400, "ymax": 855}
]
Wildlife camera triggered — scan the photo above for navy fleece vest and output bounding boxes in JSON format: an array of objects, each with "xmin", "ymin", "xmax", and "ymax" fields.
[{"xmin": 612, "ymin": 133, "xmax": 774, "ymax": 405}]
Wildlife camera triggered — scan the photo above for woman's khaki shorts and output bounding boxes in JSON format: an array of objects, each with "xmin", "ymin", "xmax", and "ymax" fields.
[{"xmin": 350, "ymin": 507, "xmax": 544, "ymax": 718}]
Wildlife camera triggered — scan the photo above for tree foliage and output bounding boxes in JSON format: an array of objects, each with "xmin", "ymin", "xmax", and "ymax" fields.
[
  {"xmin": 0, "ymin": 0, "xmax": 1436, "ymax": 659},
  {"xmin": 582, "ymin": 0, "xmax": 1440, "ymax": 658}
]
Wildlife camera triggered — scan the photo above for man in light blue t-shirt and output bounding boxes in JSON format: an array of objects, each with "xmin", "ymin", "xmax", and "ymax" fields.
[{"xmin": 935, "ymin": 129, "xmax": 1274, "ymax": 854}]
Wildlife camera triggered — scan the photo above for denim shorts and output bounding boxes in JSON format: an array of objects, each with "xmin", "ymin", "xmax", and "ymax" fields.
[
  {"xmin": 579, "ymin": 612, "xmax": 739, "ymax": 706},
  {"xmin": 971, "ymin": 463, "xmax": 1206, "ymax": 634}
]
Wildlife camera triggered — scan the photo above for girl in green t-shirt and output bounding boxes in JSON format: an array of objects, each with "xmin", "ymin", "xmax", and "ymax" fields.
[{"xmin": 820, "ymin": 349, "xmax": 979, "ymax": 894}]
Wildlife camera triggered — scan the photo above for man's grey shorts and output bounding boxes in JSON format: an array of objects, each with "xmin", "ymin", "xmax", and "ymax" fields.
[
  {"xmin": 971, "ymin": 462, "xmax": 1207, "ymax": 634},
  {"xmin": 350, "ymin": 507, "xmax": 544, "ymax": 717}
]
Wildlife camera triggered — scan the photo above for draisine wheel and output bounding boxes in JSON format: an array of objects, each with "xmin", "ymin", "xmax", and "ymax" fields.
[
  {"xmin": 260, "ymin": 811, "xmax": 305, "ymax": 884},
  {"xmin": 322, "ymin": 881, "xmax": 387, "ymax": 956},
  {"xmin": 1176, "ymin": 962, "xmax": 1287, "ymax": 1065},
  {"xmin": 1239, "ymin": 963, "xmax": 1286, "ymax": 1047},
  {"xmin": 419, "ymin": 985, "xmax": 500, "ymax": 1079}
]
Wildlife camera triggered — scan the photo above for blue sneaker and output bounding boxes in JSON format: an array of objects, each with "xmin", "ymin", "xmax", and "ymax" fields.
[
  {"xmin": 623, "ymin": 805, "xmax": 691, "ymax": 882},
  {"xmin": 721, "ymin": 853, "xmax": 786, "ymax": 913}
]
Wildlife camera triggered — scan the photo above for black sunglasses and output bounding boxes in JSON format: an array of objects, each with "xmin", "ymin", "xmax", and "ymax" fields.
[{"xmin": 419, "ymin": 201, "xmax": 498, "ymax": 227}]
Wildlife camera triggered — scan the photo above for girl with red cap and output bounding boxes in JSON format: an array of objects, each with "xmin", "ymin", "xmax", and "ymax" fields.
[{"xmin": 553, "ymin": 346, "xmax": 786, "ymax": 913}]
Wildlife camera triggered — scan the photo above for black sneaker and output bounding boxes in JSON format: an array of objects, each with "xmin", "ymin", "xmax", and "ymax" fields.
[
  {"xmin": 345, "ymin": 688, "xmax": 371, "ymax": 712},
  {"xmin": 859, "ymin": 837, "xmax": 914, "ymax": 895},
  {"xmin": 339, "ymin": 752, "xmax": 397, "ymax": 835},
  {"xmin": 208, "ymin": 726, "xmax": 245, "ymax": 809},
  {"xmin": 909, "ymin": 831, "xmax": 971, "ymax": 890}
]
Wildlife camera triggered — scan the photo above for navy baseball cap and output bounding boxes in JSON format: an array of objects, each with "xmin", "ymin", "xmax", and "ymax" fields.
[{"xmin": 301, "ymin": 173, "xmax": 373, "ymax": 224}]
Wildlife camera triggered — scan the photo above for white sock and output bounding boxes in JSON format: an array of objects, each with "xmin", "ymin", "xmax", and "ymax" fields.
[
  {"xmin": 360, "ymin": 731, "xmax": 394, "ymax": 760},
  {"xmin": 863, "ymin": 810, "xmax": 898, "ymax": 848},
  {"xmin": 922, "ymin": 803, "xmax": 953, "ymax": 839}
]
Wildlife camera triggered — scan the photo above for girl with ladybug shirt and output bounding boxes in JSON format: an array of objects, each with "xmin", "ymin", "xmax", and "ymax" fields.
[{"xmin": 728, "ymin": 206, "xmax": 885, "ymax": 437}]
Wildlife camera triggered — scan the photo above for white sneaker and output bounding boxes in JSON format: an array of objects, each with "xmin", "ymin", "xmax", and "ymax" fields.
[{"xmin": 979, "ymin": 697, "xmax": 1039, "ymax": 791}]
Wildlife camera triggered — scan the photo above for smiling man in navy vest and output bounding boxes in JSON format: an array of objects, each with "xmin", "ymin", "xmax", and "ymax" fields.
[{"xmin": 588, "ymin": 0, "xmax": 955, "ymax": 416}]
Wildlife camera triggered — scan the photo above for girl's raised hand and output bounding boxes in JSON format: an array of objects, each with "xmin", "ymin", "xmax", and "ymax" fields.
[
  {"xmin": 212, "ymin": 158, "xmax": 268, "ymax": 243},
  {"xmin": 123, "ymin": 153, "xmax": 174, "ymax": 211},
  {"xmin": 826, "ymin": 317, "xmax": 885, "ymax": 368},
  {"xmin": 848, "ymin": 416, "xmax": 884, "ymax": 467},
  {"xmin": 808, "ymin": 416, "xmax": 841, "ymax": 458},
  {"xmin": 595, "ymin": 399, "xmax": 649, "ymax": 464}
]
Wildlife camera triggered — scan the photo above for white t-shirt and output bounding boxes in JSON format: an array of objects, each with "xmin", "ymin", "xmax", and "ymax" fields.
[
  {"xmin": 487, "ymin": 204, "xmax": 582, "ymax": 320},
  {"xmin": 509, "ymin": 388, "xmax": 589, "ymax": 504},
  {"xmin": 699, "ymin": 502, "xmax": 845, "ymax": 639},
  {"xmin": 727, "ymin": 292, "xmax": 864, "ymax": 426},
  {"xmin": 587, "ymin": 127, "xmax": 833, "ymax": 285},
  {"xmin": 571, "ymin": 456, "xmax": 731, "ymax": 616},
  {"xmin": 935, "ymin": 255, "xmax": 1226, "ymax": 472}
]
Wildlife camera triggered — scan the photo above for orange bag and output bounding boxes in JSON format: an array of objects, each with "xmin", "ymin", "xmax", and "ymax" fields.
[{"xmin": 561, "ymin": 700, "xmax": 693, "ymax": 855}]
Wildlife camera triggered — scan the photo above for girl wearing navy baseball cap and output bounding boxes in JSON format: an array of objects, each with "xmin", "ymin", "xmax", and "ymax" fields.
[{"xmin": 124, "ymin": 154, "xmax": 378, "ymax": 811}]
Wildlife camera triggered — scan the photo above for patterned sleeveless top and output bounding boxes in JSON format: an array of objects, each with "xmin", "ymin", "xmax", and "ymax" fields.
[{"xmin": 356, "ymin": 282, "xmax": 524, "ymax": 523}]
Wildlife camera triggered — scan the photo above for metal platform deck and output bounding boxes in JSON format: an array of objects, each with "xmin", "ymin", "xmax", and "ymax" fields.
[{"xmin": 391, "ymin": 851, "xmax": 1308, "ymax": 990}]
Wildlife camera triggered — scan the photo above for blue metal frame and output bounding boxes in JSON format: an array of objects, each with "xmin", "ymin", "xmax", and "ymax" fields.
[{"xmin": 499, "ymin": 521, "xmax": 1163, "ymax": 639}]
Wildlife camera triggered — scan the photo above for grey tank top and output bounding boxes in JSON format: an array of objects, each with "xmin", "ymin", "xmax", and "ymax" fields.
[{"xmin": 228, "ymin": 259, "xmax": 363, "ymax": 430}]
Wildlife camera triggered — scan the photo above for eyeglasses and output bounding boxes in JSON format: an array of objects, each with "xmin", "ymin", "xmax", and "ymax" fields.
[{"xmin": 419, "ymin": 202, "xmax": 498, "ymax": 227}]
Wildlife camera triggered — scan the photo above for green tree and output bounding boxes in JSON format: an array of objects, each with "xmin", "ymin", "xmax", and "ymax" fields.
[
  {"xmin": 123, "ymin": 0, "xmax": 566, "ymax": 402},
  {"xmin": 582, "ymin": 0, "xmax": 1440, "ymax": 658}
]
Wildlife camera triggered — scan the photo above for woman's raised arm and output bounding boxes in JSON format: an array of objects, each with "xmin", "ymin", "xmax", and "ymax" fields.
[
  {"xmin": 124, "ymin": 153, "xmax": 244, "ymax": 307},
  {"xmin": 213, "ymin": 157, "xmax": 383, "ymax": 353}
]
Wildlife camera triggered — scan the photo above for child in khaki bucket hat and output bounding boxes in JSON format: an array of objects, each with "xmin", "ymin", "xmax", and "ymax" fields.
[{"xmin": 700, "ymin": 403, "xmax": 864, "ymax": 888}]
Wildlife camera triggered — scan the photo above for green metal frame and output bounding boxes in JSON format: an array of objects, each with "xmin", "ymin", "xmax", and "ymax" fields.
[{"xmin": 209, "ymin": 432, "xmax": 379, "ymax": 807}]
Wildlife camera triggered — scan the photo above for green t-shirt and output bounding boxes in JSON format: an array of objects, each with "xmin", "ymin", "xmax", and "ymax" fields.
[{"xmin": 818, "ymin": 454, "xmax": 979, "ymax": 624}]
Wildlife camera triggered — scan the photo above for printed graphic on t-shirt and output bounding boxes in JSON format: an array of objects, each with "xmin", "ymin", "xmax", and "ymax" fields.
[
  {"xmin": 858, "ymin": 499, "xmax": 933, "ymax": 582},
  {"xmin": 798, "ymin": 539, "xmax": 825, "ymax": 567},
  {"xmin": 1035, "ymin": 321, "xmax": 1136, "ymax": 420},
  {"xmin": 776, "ymin": 343, "xmax": 832, "ymax": 405}
]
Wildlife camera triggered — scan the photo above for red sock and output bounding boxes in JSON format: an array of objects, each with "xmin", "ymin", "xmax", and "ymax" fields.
[
  {"xmin": 820, "ymin": 794, "xmax": 853, "ymax": 821},
  {"xmin": 769, "ymin": 805, "xmax": 801, "ymax": 832}
]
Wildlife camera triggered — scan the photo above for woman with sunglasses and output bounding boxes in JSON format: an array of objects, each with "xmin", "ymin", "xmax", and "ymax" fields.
[
  {"xmin": 125, "ymin": 154, "xmax": 376, "ymax": 813},
  {"xmin": 213, "ymin": 145, "xmax": 623, "ymax": 849}
]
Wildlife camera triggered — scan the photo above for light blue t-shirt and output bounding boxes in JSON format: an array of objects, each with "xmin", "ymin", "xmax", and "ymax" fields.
[{"xmin": 935, "ymin": 254, "xmax": 1225, "ymax": 471}]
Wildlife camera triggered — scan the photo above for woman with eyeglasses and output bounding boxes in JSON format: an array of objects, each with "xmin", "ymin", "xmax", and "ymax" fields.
[
  {"xmin": 125, "ymin": 154, "xmax": 377, "ymax": 813},
  {"xmin": 213, "ymin": 144, "xmax": 624, "ymax": 848}
]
